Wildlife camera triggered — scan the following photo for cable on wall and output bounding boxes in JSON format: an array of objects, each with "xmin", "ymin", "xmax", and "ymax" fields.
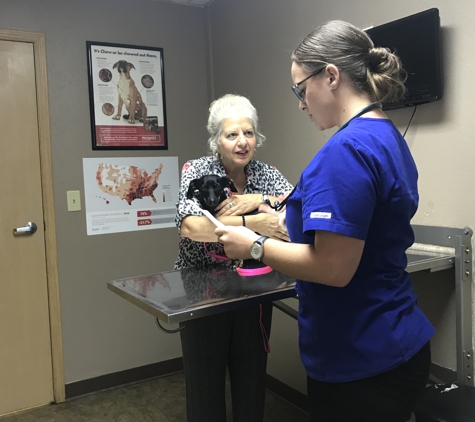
[{"xmin": 403, "ymin": 105, "xmax": 418, "ymax": 137}]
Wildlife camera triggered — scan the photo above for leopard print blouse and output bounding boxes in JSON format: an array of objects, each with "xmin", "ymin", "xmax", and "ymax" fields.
[{"xmin": 174, "ymin": 155, "xmax": 293, "ymax": 271}]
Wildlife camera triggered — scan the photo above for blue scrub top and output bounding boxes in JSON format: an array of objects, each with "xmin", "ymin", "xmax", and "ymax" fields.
[{"xmin": 286, "ymin": 117, "xmax": 435, "ymax": 383}]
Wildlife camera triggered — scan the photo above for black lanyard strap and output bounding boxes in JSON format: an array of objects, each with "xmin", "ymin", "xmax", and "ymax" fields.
[{"xmin": 337, "ymin": 102, "xmax": 382, "ymax": 133}]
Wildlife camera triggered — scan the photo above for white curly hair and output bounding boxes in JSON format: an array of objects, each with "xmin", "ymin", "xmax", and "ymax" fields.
[{"xmin": 207, "ymin": 94, "xmax": 266, "ymax": 155}]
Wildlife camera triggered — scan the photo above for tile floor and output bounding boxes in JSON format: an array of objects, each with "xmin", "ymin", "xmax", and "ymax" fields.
[{"xmin": 0, "ymin": 372, "xmax": 308, "ymax": 422}]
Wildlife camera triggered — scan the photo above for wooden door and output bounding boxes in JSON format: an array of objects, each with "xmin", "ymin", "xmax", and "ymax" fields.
[{"xmin": 0, "ymin": 33, "xmax": 63, "ymax": 416}]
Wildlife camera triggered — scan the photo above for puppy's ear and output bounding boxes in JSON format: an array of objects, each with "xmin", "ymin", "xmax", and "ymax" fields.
[
  {"xmin": 186, "ymin": 179, "xmax": 200, "ymax": 199},
  {"xmin": 113, "ymin": 62, "xmax": 118, "ymax": 69},
  {"xmin": 220, "ymin": 177, "xmax": 238, "ymax": 193},
  {"xmin": 128, "ymin": 62, "xmax": 136, "ymax": 70}
]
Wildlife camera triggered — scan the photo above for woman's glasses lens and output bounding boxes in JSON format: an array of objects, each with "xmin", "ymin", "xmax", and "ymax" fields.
[
  {"xmin": 291, "ymin": 66, "xmax": 326, "ymax": 102},
  {"xmin": 291, "ymin": 86, "xmax": 304, "ymax": 101}
]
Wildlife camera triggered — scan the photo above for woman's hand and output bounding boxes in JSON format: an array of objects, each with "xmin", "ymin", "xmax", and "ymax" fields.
[
  {"xmin": 215, "ymin": 194, "xmax": 262, "ymax": 217},
  {"xmin": 257, "ymin": 193, "xmax": 289, "ymax": 238},
  {"xmin": 252, "ymin": 213, "xmax": 289, "ymax": 241},
  {"xmin": 215, "ymin": 226, "xmax": 259, "ymax": 259}
]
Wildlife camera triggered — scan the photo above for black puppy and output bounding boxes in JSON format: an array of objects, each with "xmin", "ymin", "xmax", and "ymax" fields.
[
  {"xmin": 186, "ymin": 175, "xmax": 237, "ymax": 213},
  {"xmin": 186, "ymin": 174, "xmax": 270, "ymax": 274}
]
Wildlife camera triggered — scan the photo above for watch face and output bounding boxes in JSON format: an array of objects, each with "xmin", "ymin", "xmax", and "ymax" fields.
[{"xmin": 250, "ymin": 242, "xmax": 263, "ymax": 260}]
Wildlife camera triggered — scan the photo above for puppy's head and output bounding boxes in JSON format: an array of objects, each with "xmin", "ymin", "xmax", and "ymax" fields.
[
  {"xmin": 112, "ymin": 60, "xmax": 135, "ymax": 74},
  {"xmin": 186, "ymin": 175, "xmax": 237, "ymax": 213}
]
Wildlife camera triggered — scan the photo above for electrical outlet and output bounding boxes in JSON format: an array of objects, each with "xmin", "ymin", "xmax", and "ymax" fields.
[{"xmin": 67, "ymin": 190, "xmax": 81, "ymax": 212}]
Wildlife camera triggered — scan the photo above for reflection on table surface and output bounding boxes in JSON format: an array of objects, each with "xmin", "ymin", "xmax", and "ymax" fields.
[
  {"xmin": 108, "ymin": 249, "xmax": 454, "ymax": 324},
  {"xmin": 110, "ymin": 267, "xmax": 296, "ymax": 314}
]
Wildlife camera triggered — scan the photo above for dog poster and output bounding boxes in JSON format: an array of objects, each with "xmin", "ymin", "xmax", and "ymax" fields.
[
  {"xmin": 82, "ymin": 157, "xmax": 179, "ymax": 235},
  {"xmin": 86, "ymin": 41, "xmax": 168, "ymax": 150}
]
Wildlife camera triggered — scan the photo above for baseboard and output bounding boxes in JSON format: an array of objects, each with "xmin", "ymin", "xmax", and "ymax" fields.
[
  {"xmin": 265, "ymin": 374, "xmax": 308, "ymax": 413},
  {"xmin": 65, "ymin": 356, "xmax": 307, "ymax": 412},
  {"xmin": 65, "ymin": 357, "xmax": 183, "ymax": 399},
  {"xmin": 65, "ymin": 359, "xmax": 451, "ymax": 408}
]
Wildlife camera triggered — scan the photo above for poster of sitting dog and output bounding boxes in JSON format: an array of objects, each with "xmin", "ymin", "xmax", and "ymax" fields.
[{"xmin": 87, "ymin": 41, "xmax": 168, "ymax": 150}]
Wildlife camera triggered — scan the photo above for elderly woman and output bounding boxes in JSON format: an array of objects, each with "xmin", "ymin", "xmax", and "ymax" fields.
[{"xmin": 175, "ymin": 93, "xmax": 292, "ymax": 422}]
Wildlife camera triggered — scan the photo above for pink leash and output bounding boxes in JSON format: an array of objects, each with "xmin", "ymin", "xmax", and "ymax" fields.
[
  {"xmin": 203, "ymin": 243, "xmax": 271, "ymax": 353},
  {"xmin": 259, "ymin": 304, "xmax": 271, "ymax": 353},
  {"xmin": 203, "ymin": 242, "xmax": 229, "ymax": 261},
  {"xmin": 236, "ymin": 265, "xmax": 273, "ymax": 276}
]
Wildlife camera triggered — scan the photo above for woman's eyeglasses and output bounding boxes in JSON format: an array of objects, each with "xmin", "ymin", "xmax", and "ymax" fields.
[{"xmin": 291, "ymin": 67, "xmax": 326, "ymax": 101}]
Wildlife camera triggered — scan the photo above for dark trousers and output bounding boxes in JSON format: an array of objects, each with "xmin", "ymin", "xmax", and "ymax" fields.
[
  {"xmin": 179, "ymin": 303, "xmax": 273, "ymax": 422},
  {"xmin": 307, "ymin": 341, "xmax": 431, "ymax": 422}
]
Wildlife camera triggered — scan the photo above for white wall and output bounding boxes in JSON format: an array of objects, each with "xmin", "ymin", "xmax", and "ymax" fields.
[{"xmin": 208, "ymin": 0, "xmax": 475, "ymax": 393}]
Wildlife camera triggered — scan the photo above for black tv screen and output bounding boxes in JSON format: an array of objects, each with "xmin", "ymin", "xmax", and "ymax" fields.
[{"xmin": 366, "ymin": 8, "xmax": 442, "ymax": 110}]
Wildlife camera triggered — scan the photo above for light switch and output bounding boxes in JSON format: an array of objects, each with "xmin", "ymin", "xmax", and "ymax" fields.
[{"xmin": 67, "ymin": 190, "xmax": 81, "ymax": 212}]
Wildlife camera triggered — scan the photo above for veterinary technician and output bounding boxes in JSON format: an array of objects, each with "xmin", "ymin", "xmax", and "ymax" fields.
[
  {"xmin": 174, "ymin": 93, "xmax": 293, "ymax": 422},
  {"xmin": 216, "ymin": 20, "xmax": 435, "ymax": 422}
]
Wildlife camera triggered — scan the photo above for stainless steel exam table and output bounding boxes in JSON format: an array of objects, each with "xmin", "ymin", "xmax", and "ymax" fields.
[{"xmin": 107, "ymin": 225, "xmax": 473, "ymax": 386}]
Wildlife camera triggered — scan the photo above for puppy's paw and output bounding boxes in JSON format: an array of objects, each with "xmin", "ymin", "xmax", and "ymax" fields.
[
  {"xmin": 112, "ymin": 115, "xmax": 120, "ymax": 120},
  {"xmin": 227, "ymin": 259, "xmax": 243, "ymax": 270},
  {"xmin": 128, "ymin": 119, "xmax": 136, "ymax": 124}
]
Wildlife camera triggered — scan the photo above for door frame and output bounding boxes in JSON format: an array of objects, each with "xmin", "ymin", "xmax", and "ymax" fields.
[{"xmin": 0, "ymin": 28, "xmax": 65, "ymax": 403}]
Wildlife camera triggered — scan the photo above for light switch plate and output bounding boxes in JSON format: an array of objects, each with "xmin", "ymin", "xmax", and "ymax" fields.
[{"xmin": 67, "ymin": 190, "xmax": 81, "ymax": 212}]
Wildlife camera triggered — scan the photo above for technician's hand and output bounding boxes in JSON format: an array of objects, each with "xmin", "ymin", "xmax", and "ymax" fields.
[
  {"xmin": 215, "ymin": 226, "xmax": 259, "ymax": 259},
  {"xmin": 215, "ymin": 194, "xmax": 261, "ymax": 217}
]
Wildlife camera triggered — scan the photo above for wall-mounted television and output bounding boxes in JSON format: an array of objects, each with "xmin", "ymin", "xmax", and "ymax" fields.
[{"xmin": 365, "ymin": 8, "xmax": 442, "ymax": 110}]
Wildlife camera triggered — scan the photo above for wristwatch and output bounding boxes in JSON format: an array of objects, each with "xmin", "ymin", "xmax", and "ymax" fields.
[{"xmin": 250, "ymin": 236, "xmax": 269, "ymax": 261}]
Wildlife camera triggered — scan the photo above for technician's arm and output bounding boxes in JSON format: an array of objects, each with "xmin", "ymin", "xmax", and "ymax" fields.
[
  {"xmin": 216, "ymin": 226, "xmax": 364, "ymax": 287},
  {"xmin": 180, "ymin": 215, "xmax": 245, "ymax": 242},
  {"xmin": 261, "ymin": 231, "xmax": 364, "ymax": 287}
]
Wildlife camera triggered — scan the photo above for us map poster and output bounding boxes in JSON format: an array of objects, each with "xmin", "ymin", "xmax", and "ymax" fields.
[
  {"xmin": 86, "ymin": 41, "xmax": 168, "ymax": 150},
  {"xmin": 83, "ymin": 157, "xmax": 178, "ymax": 235}
]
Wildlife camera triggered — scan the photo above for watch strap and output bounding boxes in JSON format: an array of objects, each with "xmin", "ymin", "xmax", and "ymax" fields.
[{"xmin": 255, "ymin": 235, "xmax": 269, "ymax": 246}]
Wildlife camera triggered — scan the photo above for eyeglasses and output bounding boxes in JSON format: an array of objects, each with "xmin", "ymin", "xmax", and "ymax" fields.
[{"xmin": 291, "ymin": 67, "xmax": 326, "ymax": 101}]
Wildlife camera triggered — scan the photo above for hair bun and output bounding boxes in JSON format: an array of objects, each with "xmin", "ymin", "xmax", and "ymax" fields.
[{"xmin": 368, "ymin": 46, "xmax": 390, "ymax": 72}]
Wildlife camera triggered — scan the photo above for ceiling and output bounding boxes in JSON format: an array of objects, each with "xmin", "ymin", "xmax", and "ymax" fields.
[{"xmin": 152, "ymin": 0, "xmax": 212, "ymax": 8}]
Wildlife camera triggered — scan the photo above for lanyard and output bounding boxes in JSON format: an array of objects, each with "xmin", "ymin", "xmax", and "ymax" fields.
[
  {"xmin": 336, "ymin": 102, "xmax": 382, "ymax": 132},
  {"xmin": 266, "ymin": 102, "xmax": 382, "ymax": 211}
]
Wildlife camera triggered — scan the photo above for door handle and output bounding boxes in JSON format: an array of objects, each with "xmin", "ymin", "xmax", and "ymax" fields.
[{"xmin": 13, "ymin": 221, "xmax": 38, "ymax": 235}]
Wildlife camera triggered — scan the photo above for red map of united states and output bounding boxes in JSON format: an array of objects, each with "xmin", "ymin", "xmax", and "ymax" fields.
[{"xmin": 96, "ymin": 163, "xmax": 163, "ymax": 205}]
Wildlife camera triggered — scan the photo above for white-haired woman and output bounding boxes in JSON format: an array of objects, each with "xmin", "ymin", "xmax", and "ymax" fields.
[
  {"xmin": 217, "ymin": 21, "xmax": 434, "ymax": 422},
  {"xmin": 175, "ymin": 93, "xmax": 293, "ymax": 422}
]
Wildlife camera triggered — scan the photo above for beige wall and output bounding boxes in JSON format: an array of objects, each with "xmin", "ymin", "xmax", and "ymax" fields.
[
  {"xmin": 208, "ymin": 0, "xmax": 475, "ymax": 392},
  {"xmin": 1, "ymin": 0, "xmax": 212, "ymax": 383},
  {"xmin": 2, "ymin": 0, "xmax": 473, "ymax": 395}
]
